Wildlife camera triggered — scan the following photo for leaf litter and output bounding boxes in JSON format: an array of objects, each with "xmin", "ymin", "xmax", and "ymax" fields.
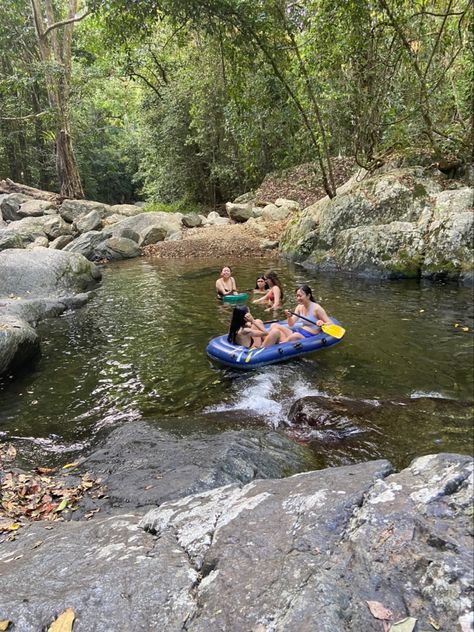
[{"xmin": 0, "ymin": 442, "xmax": 105, "ymax": 537}]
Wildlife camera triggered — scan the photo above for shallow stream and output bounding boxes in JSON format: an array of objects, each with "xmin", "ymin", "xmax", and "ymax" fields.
[{"xmin": 0, "ymin": 257, "xmax": 472, "ymax": 470}]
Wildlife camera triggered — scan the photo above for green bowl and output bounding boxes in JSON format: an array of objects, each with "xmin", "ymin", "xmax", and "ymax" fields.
[{"xmin": 221, "ymin": 293, "xmax": 249, "ymax": 303}]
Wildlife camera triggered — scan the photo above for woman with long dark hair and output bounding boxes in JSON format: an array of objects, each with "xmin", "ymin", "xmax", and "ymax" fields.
[
  {"xmin": 252, "ymin": 270, "xmax": 283, "ymax": 310},
  {"xmin": 227, "ymin": 306, "xmax": 266, "ymax": 348},
  {"xmin": 253, "ymin": 275, "xmax": 269, "ymax": 294}
]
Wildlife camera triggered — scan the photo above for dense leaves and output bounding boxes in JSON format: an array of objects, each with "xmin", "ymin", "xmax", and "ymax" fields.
[{"xmin": 0, "ymin": 0, "xmax": 471, "ymax": 205}]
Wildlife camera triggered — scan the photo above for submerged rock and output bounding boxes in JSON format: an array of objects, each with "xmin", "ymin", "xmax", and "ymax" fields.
[{"xmin": 73, "ymin": 420, "xmax": 315, "ymax": 515}]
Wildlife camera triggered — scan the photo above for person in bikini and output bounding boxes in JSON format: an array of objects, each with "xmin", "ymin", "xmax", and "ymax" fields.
[
  {"xmin": 227, "ymin": 306, "xmax": 286, "ymax": 348},
  {"xmin": 216, "ymin": 265, "xmax": 238, "ymax": 297},
  {"xmin": 253, "ymin": 274, "xmax": 269, "ymax": 294},
  {"xmin": 252, "ymin": 270, "xmax": 283, "ymax": 310},
  {"xmin": 268, "ymin": 284, "xmax": 332, "ymax": 343}
]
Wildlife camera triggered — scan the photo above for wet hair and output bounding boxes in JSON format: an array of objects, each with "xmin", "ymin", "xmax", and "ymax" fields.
[
  {"xmin": 296, "ymin": 284, "xmax": 314, "ymax": 301},
  {"xmin": 265, "ymin": 271, "xmax": 284, "ymax": 301},
  {"xmin": 255, "ymin": 275, "xmax": 269, "ymax": 290},
  {"xmin": 227, "ymin": 305, "xmax": 249, "ymax": 344}
]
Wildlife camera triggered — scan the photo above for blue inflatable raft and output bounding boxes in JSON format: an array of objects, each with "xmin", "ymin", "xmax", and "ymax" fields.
[{"xmin": 206, "ymin": 318, "xmax": 345, "ymax": 370}]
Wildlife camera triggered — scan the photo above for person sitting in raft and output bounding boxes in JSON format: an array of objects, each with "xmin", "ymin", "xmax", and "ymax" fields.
[
  {"xmin": 252, "ymin": 270, "xmax": 283, "ymax": 311},
  {"xmin": 253, "ymin": 274, "xmax": 269, "ymax": 294},
  {"xmin": 268, "ymin": 284, "xmax": 332, "ymax": 342},
  {"xmin": 216, "ymin": 265, "xmax": 238, "ymax": 298},
  {"xmin": 227, "ymin": 306, "xmax": 285, "ymax": 348}
]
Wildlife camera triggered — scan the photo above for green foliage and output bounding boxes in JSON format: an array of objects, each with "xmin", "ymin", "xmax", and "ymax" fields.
[{"xmin": 0, "ymin": 0, "xmax": 472, "ymax": 204}]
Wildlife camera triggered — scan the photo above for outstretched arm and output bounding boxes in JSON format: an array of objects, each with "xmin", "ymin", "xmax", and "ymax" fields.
[{"xmin": 315, "ymin": 304, "xmax": 332, "ymax": 326}]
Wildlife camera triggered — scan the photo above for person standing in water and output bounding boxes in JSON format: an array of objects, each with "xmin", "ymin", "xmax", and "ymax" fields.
[
  {"xmin": 252, "ymin": 270, "xmax": 283, "ymax": 310},
  {"xmin": 216, "ymin": 265, "xmax": 238, "ymax": 297}
]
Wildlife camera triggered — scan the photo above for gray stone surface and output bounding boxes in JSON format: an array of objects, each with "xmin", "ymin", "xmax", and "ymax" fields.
[
  {"xmin": 73, "ymin": 209, "xmax": 102, "ymax": 234},
  {"xmin": 74, "ymin": 421, "xmax": 315, "ymax": 516},
  {"xmin": 49, "ymin": 234, "xmax": 74, "ymax": 250},
  {"xmin": 59, "ymin": 199, "xmax": 112, "ymax": 223},
  {"xmin": 95, "ymin": 236, "xmax": 141, "ymax": 260},
  {"xmin": 0, "ymin": 315, "xmax": 40, "ymax": 374},
  {"xmin": 18, "ymin": 199, "xmax": 55, "ymax": 217},
  {"xmin": 182, "ymin": 212, "xmax": 202, "ymax": 228},
  {"xmin": 0, "ymin": 248, "xmax": 101, "ymax": 298},
  {"xmin": 226, "ymin": 202, "xmax": 254, "ymax": 222},
  {"xmin": 1, "ymin": 454, "xmax": 471, "ymax": 631},
  {"xmin": 63, "ymin": 230, "xmax": 107, "ymax": 259},
  {"xmin": 280, "ymin": 167, "xmax": 473, "ymax": 280},
  {"xmin": 0, "ymin": 193, "xmax": 31, "ymax": 221}
]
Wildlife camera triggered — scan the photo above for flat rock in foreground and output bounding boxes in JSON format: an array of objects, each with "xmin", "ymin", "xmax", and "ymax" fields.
[{"xmin": 0, "ymin": 453, "xmax": 471, "ymax": 631}]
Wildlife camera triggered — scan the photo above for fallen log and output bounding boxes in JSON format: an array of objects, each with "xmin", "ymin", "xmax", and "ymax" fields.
[{"xmin": 0, "ymin": 178, "xmax": 61, "ymax": 203}]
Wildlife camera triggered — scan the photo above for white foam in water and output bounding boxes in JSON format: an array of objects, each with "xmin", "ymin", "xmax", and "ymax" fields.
[
  {"xmin": 205, "ymin": 367, "xmax": 327, "ymax": 427},
  {"xmin": 410, "ymin": 390, "xmax": 445, "ymax": 399}
]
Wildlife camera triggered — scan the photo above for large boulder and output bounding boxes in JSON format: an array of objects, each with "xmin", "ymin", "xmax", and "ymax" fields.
[
  {"xmin": 1, "ymin": 454, "xmax": 471, "ymax": 631},
  {"xmin": 226, "ymin": 202, "xmax": 254, "ymax": 222},
  {"xmin": 94, "ymin": 237, "xmax": 141, "ymax": 260},
  {"xmin": 280, "ymin": 167, "xmax": 473, "ymax": 281},
  {"xmin": 0, "ymin": 248, "xmax": 101, "ymax": 298},
  {"xmin": 0, "ymin": 216, "xmax": 53, "ymax": 251},
  {"xmin": 18, "ymin": 199, "xmax": 56, "ymax": 217},
  {"xmin": 109, "ymin": 203, "xmax": 144, "ymax": 217},
  {"xmin": 182, "ymin": 212, "xmax": 202, "ymax": 228},
  {"xmin": 42, "ymin": 215, "xmax": 73, "ymax": 240},
  {"xmin": 63, "ymin": 231, "xmax": 107, "ymax": 259},
  {"xmin": 59, "ymin": 199, "xmax": 112, "ymax": 224},
  {"xmin": 0, "ymin": 315, "xmax": 40, "ymax": 375},
  {"xmin": 106, "ymin": 212, "xmax": 182, "ymax": 245},
  {"xmin": 72, "ymin": 209, "xmax": 102, "ymax": 235},
  {"xmin": 0, "ymin": 193, "xmax": 31, "ymax": 221}
]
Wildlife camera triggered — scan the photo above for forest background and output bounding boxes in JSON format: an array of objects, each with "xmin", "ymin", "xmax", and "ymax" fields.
[{"xmin": 0, "ymin": 0, "xmax": 472, "ymax": 210}]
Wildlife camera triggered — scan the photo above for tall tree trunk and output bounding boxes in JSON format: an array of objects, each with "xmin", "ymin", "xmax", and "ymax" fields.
[{"xmin": 30, "ymin": 0, "xmax": 85, "ymax": 198}]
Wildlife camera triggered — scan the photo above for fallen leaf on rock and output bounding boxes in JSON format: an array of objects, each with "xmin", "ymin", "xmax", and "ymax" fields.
[
  {"xmin": 367, "ymin": 601, "xmax": 393, "ymax": 620},
  {"xmin": 0, "ymin": 621, "xmax": 12, "ymax": 631},
  {"xmin": 62, "ymin": 462, "xmax": 79, "ymax": 469},
  {"xmin": 428, "ymin": 616, "xmax": 440, "ymax": 630},
  {"xmin": 55, "ymin": 498, "xmax": 68, "ymax": 513},
  {"xmin": 48, "ymin": 608, "xmax": 75, "ymax": 632},
  {"xmin": 35, "ymin": 467, "xmax": 57, "ymax": 475},
  {"xmin": 31, "ymin": 540, "xmax": 43, "ymax": 549},
  {"xmin": 389, "ymin": 617, "xmax": 417, "ymax": 632}
]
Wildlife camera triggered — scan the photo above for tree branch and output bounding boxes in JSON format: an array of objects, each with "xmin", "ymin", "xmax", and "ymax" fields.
[
  {"xmin": 0, "ymin": 112, "xmax": 48, "ymax": 121},
  {"xmin": 43, "ymin": 10, "xmax": 90, "ymax": 36}
]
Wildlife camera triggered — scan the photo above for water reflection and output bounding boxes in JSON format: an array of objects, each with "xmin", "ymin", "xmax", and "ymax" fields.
[{"xmin": 0, "ymin": 256, "xmax": 472, "ymax": 468}]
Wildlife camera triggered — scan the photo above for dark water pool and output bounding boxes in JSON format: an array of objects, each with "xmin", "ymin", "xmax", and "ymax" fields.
[{"xmin": 1, "ymin": 257, "xmax": 472, "ymax": 469}]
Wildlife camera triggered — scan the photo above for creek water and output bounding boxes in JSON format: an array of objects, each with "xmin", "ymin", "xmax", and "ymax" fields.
[{"xmin": 0, "ymin": 257, "xmax": 473, "ymax": 470}]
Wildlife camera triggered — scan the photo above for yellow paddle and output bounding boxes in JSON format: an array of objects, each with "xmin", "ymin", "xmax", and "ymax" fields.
[{"xmin": 289, "ymin": 311, "xmax": 346, "ymax": 339}]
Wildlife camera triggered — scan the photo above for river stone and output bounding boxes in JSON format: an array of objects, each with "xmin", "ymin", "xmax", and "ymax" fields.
[
  {"xmin": 18, "ymin": 199, "xmax": 55, "ymax": 217},
  {"xmin": 63, "ymin": 230, "xmax": 107, "ymax": 259},
  {"xmin": 49, "ymin": 234, "xmax": 74, "ymax": 250},
  {"xmin": 261, "ymin": 202, "xmax": 293, "ymax": 221},
  {"xmin": 182, "ymin": 212, "xmax": 202, "ymax": 228},
  {"xmin": 0, "ymin": 248, "xmax": 101, "ymax": 298},
  {"xmin": 226, "ymin": 202, "xmax": 254, "ymax": 222},
  {"xmin": 0, "ymin": 315, "xmax": 40, "ymax": 375},
  {"xmin": 109, "ymin": 203, "xmax": 143, "ymax": 217},
  {"xmin": 59, "ymin": 199, "xmax": 113, "ymax": 223},
  {"xmin": 108, "ymin": 226, "xmax": 139, "ymax": 243},
  {"xmin": 0, "ymin": 231, "xmax": 24, "ymax": 251},
  {"xmin": 137, "ymin": 224, "xmax": 167, "ymax": 246},
  {"xmin": 102, "ymin": 213, "xmax": 128, "ymax": 226},
  {"xmin": 74, "ymin": 420, "xmax": 315, "ymax": 516},
  {"xmin": 275, "ymin": 197, "xmax": 301, "ymax": 211},
  {"xmin": 0, "ymin": 215, "xmax": 52, "ymax": 250},
  {"xmin": 0, "ymin": 193, "xmax": 31, "ymax": 221},
  {"xmin": 232, "ymin": 191, "xmax": 255, "ymax": 204},
  {"xmin": 72, "ymin": 209, "xmax": 102, "ymax": 234},
  {"xmin": 95, "ymin": 237, "xmax": 141, "ymax": 260},
  {"xmin": 106, "ymin": 211, "xmax": 182, "ymax": 244},
  {"xmin": 26, "ymin": 236, "xmax": 49, "ymax": 249}
]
